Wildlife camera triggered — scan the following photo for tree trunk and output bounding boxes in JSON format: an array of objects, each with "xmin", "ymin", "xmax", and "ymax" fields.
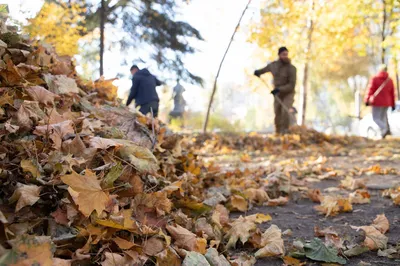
[
  {"xmin": 203, "ymin": 0, "xmax": 252, "ymax": 133},
  {"xmin": 381, "ymin": 0, "xmax": 387, "ymax": 64},
  {"xmin": 99, "ymin": 0, "xmax": 105, "ymax": 76},
  {"xmin": 298, "ymin": 0, "xmax": 314, "ymax": 126}
]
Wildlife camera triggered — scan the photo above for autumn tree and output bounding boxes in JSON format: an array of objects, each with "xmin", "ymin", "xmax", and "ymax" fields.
[
  {"xmin": 249, "ymin": 0, "xmax": 374, "ymax": 125},
  {"xmin": 24, "ymin": 2, "xmax": 86, "ymax": 56},
  {"xmin": 46, "ymin": 0, "xmax": 203, "ymax": 83}
]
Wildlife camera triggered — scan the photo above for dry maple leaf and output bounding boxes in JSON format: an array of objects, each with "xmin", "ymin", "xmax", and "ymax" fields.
[
  {"xmin": 340, "ymin": 176, "xmax": 365, "ymax": 190},
  {"xmin": 117, "ymin": 141, "xmax": 159, "ymax": 173},
  {"xmin": 372, "ymin": 214, "xmax": 389, "ymax": 234},
  {"xmin": 44, "ymin": 74, "xmax": 80, "ymax": 95},
  {"xmin": 156, "ymin": 246, "xmax": 181, "ymax": 266},
  {"xmin": 25, "ymin": 85, "xmax": 60, "ymax": 106},
  {"xmin": 113, "ymin": 237, "xmax": 136, "ymax": 250},
  {"xmin": 143, "ymin": 236, "xmax": 165, "ymax": 256},
  {"xmin": 267, "ymin": 196, "xmax": 289, "ymax": 207},
  {"xmin": 133, "ymin": 191, "xmax": 172, "ymax": 217},
  {"xmin": 226, "ymin": 216, "xmax": 257, "ymax": 249},
  {"xmin": 244, "ymin": 188, "xmax": 270, "ymax": 204},
  {"xmin": 101, "ymin": 252, "xmax": 132, "ymax": 266},
  {"xmin": 349, "ymin": 190, "xmax": 371, "ymax": 204},
  {"xmin": 34, "ymin": 120, "xmax": 75, "ymax": 149},
  {"xmin": 282, "ymin": 256, "xmax": 306, "ymax": 266},
  {"xmin": 211, "ymin": 204, "xmax": 230, "ymax": 227},
  {"xmin": 166, "ymin": 224, "xmax": 207, "ymax": 254},
  {"xmin": 0, "ymin": 59, "xmax": 22, "ymax": 86},
  {"xmin": 9, "ymin": 183, "xmax": 41, "ymax": 212},
  {"xmin": 353, "ymin": 225, "xmax": 388, "ymax": 250},
  {"xmin": 230, "ymin": 194, "xmax": 248, "ymax": 212},
  {"xmin": 16, "ymin": 100, "xmax": 46, "ymax": 130},
  {"xmin": 314, "ymin": 196, "xmax": 352, "ymax": 217},
  {"xmin": 61, "ymin": 170, "xmax": 110, "ymax": 217},
  {"xmin": 20, "ymin": 159, "xmax": 41, "ymax": 178},
  {"xmin": 246, "ymin": 213, "xmax": 272, "ymax": 224},
  {"xmin": 89, "ymin": 137, "xmax": 122, "ymax": 150},
  {"xmin": 255, "ymin": 224, "xmax": 285, "ymax": 258},
  {"xmin": 307, "ymin": 189, "xmax": 323, "ymax": 203},
  {"xmin": 62, "ymin": 134, "xmax": 87, "ymax": 157}
]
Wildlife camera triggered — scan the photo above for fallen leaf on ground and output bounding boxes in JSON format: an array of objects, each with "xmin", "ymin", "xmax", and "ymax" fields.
[
  {"xmin": 314, "ymin": 196, "xmax": 352, "ymax": 217},
  {"xmin": 230, "ymin": 254, "xmax": 256, "ymax": 266},
  {"xmin": 143, "ymin": 237, "xmax": 165, "ymax": 256},
  {"xmin": 307, "ymin": 189, "xmax": 323, "ymax": 203},
  {"xmin": 246, "ymin": 213, "xmax": 272, "ymax": 224},
  {"xmin": 25, "ymin": 85, "xmax": 60, "ymax": 106},
  {"xmin": 9, "ymin": 183, "xmax": 41, "ymax": 212},
  {"xmin": 205, "ymin": 248, "xmax": 230, "ymax": 266},
  {"xmin": 61, "ymin": 170, "xmax": 110, "ymax": 217},
  {"xmin": 352, "ymin": 225, "xmax": 388, "ymax": 250},
  {"xmin": 303, "ymin": 238, "xmax": 346, "ymax": 264},
  {"xmin": 117, "ymin": 141, "xmax": 159, "ymax": 173},
  {"xmin": 102, "ymin": 252, "xmax": 132, "ymax": 266},
  {"xmin": 34, "ymin": 120, "xmax": 75, "ymax": 149},
  {"xmin": 349, "ymin": 190, "xmax": 371, "ymax": 204},
  {"xmin": 211, "ymin": 204, "xmax": 230, "ymax": 227},
  {"xmin": 226, "ymin": 216, "xmax": 257, "ymax": 249},
  {"xmin": 182, "ymin": 252, "xmax": 210, "ymax": 266},
  {"xmin": 167, "ymin": 224, "xmax": 207, "ymax": 254},
  {"xmin": 5, "ymin": 235, "xmax": 53, "ymax": 266},
  {"xmin": 156, "ymin": 246, "xmax": 181, "ymax": 266},
  {"xmin": 372, "ymin": 214, "xmax": 389, "ymax": 234},
  {"xmin": 267, "ymin": 196, "xmax": 289, "ymax": 206},
  {"xmin": 340, "ymin": 176, "xmax": 365, "ymax": 190},
  {"xmin": 20, "ymin": 159, "xmax": 41, "ymax": 178},
  {"xmin": 255, "ymin": 224, "xmax": 285, "ymax": 258},
  {"xmin": 113, "ymin": 237, "xmax": 136, "ymax": 250},
  {"xmin": 244, "ymin": 188, "xmax": 270, "ymax": 204},
  {"xmin": 230, "ymin": 194, "xmax": 248, "ymax": 212},
  {"xmin": 282, "ymin": 256, "xmax": 306, "ymax": 266}
]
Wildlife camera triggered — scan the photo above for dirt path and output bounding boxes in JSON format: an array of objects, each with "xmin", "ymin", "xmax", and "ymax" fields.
[{"xmin": 202, "ymin": 138, "xmax": 400, "ymax": 265}]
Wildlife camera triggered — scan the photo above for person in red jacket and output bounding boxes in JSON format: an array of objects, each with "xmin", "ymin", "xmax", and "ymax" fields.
[{"xmin": 364, "ymin": 64, "xmax": 396, "ymax": 138}]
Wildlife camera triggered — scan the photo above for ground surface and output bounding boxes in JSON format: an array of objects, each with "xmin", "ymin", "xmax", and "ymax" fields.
[{"xmin": 200, "ymin": 138, "xmax": 400, "ymax": 266}]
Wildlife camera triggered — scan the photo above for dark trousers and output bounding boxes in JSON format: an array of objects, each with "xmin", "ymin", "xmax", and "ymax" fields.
[{"xmin": 137, "ymin": 101, "xmax": 159, "ymax": 117}]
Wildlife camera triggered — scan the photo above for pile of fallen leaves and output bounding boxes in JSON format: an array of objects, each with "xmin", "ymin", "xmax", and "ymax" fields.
[
  {"xmin": 183, "ymin": 128, "xmax": 365, "ymax": 155},
  {"xmin": 0, "ymin": 31, "xmax": 303, "ymax": 265}
]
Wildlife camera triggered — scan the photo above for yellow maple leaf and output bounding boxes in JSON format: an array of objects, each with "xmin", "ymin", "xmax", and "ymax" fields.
[{"xmin": 61, "ymin": 170, "xmax": 110, "ymax": 217}]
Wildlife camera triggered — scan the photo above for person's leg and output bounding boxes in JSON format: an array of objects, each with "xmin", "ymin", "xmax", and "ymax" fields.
[
  {"xmin": 281, "ymin": 95, "xmax": 294, "ymax": 133},
  {"xmin": 150, "ymin": 101, "xmax": 159, "ymax": 117},
  {"xmin": 139, "ymin": 103, "xmax": 151, "ymax": 115},
  {"xmin": 372, "ymin": 106, "xmax": 388, "ymax": 137},
  {"xmin": 381, "ymin": 107, "xmax": 389, "ymax": 137},
  {"xmin": 274, "ymin": 98, "xmax": 282, "ymax": 134}
]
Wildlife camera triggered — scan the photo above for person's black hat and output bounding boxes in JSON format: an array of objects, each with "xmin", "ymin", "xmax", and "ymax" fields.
[
  {"xmin": 130, "ymin": 65, "xmax": 139, "ymax": 71},
  {"xmin": 278, "ymin": 47, "xmax": 288, "ymax": 55}
]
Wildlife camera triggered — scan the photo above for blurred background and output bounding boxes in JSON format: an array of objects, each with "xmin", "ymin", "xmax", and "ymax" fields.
[{"xmin": 2, "ymin": 0, "xmax": 400, "ymax": 134}]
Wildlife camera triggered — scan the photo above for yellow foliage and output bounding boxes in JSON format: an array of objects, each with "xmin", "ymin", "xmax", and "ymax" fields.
[{"xmin": 24, "ymin": 2, "xmax": 86, "ymax": 56}]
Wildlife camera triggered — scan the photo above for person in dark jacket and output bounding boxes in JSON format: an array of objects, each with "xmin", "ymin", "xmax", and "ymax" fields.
[
  {"xmin": 254, "ymin": 47, "xmax": 297, "ymax": 134},
  {"xmin": 126, "ymin": 65, "xmax": 162, "ymax": 117},
  {"xmin": 364, "ymin": 64, "xmax": 395, "ymax": 138}
]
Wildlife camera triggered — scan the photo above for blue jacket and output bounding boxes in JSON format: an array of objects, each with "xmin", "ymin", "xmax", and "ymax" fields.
[{"xmin": 126, "ymin": 69, "xmax": 161, "ymax": 106}]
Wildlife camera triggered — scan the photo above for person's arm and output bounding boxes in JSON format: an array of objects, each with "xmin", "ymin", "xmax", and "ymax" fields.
[
  {"xmin": 279, "ymin": 66, "xmax": 297, "ymax": 93},
  {"xmin": 364, "ymin": 78, "xmax": 376, "ymax": 104},
  {"xmin": 155, "ymin": 77, "xmax": 162, "ymax": 86},
  {"xmin": 126, "ymin": 78, "xmax": 139, "ymax": 106},
  {"xmin": 255, "ymin": 62, "xmax": 273, "ymax": 76}
]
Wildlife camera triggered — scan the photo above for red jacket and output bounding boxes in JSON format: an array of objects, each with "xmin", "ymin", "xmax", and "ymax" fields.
[{"xmin": 364, "ymin": 71, "xmax": 395, "ymax": 107}]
